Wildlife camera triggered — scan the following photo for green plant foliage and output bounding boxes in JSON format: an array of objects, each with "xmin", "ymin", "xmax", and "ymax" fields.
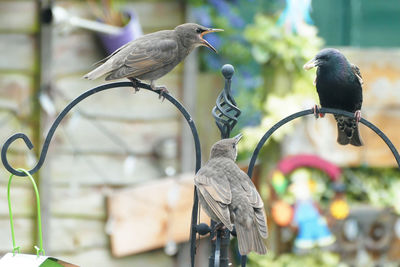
[
  {"xmin": 240, "ymin": 14, "xmax": 323, "ymax": 156},
  {"xmin": 245, "ymin": 14, "xmax": 321, "ymax": 75},
  {"xmin": 247, "ymin": 251, "xmax": 347, "ymax": 267},
  {"xmin": 87, "ymin": 0, "xmax": 129, "ymax": 26},
  {"xmin": 343, "ymin": 167, "xmax": 400, "ymax": 212}
]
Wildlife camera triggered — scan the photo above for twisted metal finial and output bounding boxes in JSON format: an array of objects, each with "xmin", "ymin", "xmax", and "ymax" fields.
[{"xmin": 212, "ymin": 64, "xmax": 241, "ymax": 139}]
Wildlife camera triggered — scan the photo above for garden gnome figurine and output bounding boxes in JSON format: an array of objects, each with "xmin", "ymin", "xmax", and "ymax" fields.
[{"xmin": 291, "ymin": 169, "xmax": 335, "ymax": 249}]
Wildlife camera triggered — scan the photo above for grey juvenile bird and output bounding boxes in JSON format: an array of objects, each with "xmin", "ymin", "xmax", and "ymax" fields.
[
  {"xmin": 84, "ymin": 23, "xmax": 222, "ymax": 97},
  {"xmin": 195, "ymin": 134, "xmax": 268, "ymax": 255},
  {"xmin": 304, "ymin": 48, "xmax": 364, "ymax": 146}
]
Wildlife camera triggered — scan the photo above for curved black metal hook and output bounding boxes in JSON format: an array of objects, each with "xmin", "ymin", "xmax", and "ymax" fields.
[
  {"xmin": 247, "ymin": 107, "xmax": 400, "ymax": 179},
  {"xmin": 1, "ymin": 81, "xmax": 201, "ymax": 177}
]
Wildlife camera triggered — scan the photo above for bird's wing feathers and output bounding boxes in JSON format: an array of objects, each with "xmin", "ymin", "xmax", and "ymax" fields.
[
  {"xmin": 351, "ymin": 63, "xmax": 363, "ymax": 85},
  {"xmin": 106, "ymin": 37, "xmax": 179, "ymax": 80},
  {"xmin": 238, "ymin": 170, "xmax": 268, "ymax": 238},
  {"xmin": 195, "ymin": 169, "xmax": 232, "ymax": 229},
  {"xmin": 91, "ymin": 41, "xmax": 132, "ymax": 67},
  {"xmin": 239, "ymin": 170, "xmax": 263, "ymax": 208}
]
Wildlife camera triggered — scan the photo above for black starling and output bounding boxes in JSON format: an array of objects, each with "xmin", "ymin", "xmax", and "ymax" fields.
[
  {"xmin": 84, "ymin": 23, "xmax": 222, "ymax": 96},
  {"xmin": 304, "ymin": 48, "xmax": 364, "ymax": 146},
  {"xmin": 194, "ymin": 134, "xmax": 268, "ymax": 255}
]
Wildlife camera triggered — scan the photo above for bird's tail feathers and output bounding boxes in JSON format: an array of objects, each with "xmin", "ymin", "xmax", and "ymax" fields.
[
  {"xmin": 336, "ymin": 125, "xmax": 350, "ymax": 145},
  {"xmin": 350, "ymin": 125, "xmax": 363, "ymax": 146},
  {"xmin": 83, "ymin": 63, "xmax": 111, "ymax": 80},
  {"xmin": 236, "ymin": 219, "xmax": 267, "ymax": 255},
  {"xmin": 335, "ymin": 115, "xmax": 363, "ymax": 146}
]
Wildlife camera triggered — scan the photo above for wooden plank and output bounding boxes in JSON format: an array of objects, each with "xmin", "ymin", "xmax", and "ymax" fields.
[
  {"xmin": 50, "ymin": 186, "xmax": 106, "ymax": 219},
  {"xmin": 0, "ymin": 112, "xmax": 32, "ymax": 146},
  {"xmin": 48, "ymin": 153, "xmax": 163, "ymax": 186},
  {"xmin": 53, "ymin": 72, "xmax": 181, "ymax": 122},
  {"xmin": 55, "ymin": 0, "xmax": 182, "ymax": 32},
  {"xmin": 52, "ymin": 247, "xmax": 174, "ymax": 267},
  {"xmin": 0, "ymin": 1, "xmax": 37, "ymax": 33},
  {"xmin": 195, "ymin": 73, "xmax": 224, "ymax": 160},
  {"xmin": 123, "ymin": 2, "xmax": 183, "ymax": 31},
  {"xmin": 0, "ymin": 73, "xmax": 32, "ymax": 116},
  {"xmin": 0, "ymin": 186, "xmax": 34, "ymax": 216},
  {"xmin": 53, "ymin": 33, "xmax": 103, "ymax": 76},
  {"xmin": 0, "ymin": 218, "xmax": 34, "ymax": 253},
  {"xmin": 54, "ymin": 116, "xmax": 179, "ymax": 155},
  {"xmin": 48, "ymin": 218, "xmax": 107, "ymax": 253},
  {"xmin": 107, "ymin": 173, "xmax": 210, "ymax": 257},
  {"xmin": 0, "ymin": 34, "xmax": 35, "ymax": 71}
]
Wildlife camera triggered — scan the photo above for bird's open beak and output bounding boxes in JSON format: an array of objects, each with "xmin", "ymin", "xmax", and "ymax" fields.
[
  {"xmin": 303, "ymin": 57, "xmax": 319, "ymax": 70},
  {"xmin": 233, "ymin": 133, "xmax": 243, "ymax": 144},
  {"xmin": 200, "ymin": 28, "xmax": 224, "ymax": 53}
]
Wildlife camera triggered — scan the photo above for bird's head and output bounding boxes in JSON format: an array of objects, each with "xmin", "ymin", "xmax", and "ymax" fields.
[
  {"xmin": 303, "ymin": 48, "xmax": 345, "ymax": 70},
  {"xmin": 210, "ymin": 133, "xmax": 243, "ymax": 160},
  {"xmin": 174, "ymin": 23, "xmax": 223, "ymax": 53}
]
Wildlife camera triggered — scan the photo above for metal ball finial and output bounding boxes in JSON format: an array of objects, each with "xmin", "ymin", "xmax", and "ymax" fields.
[{"xmin": 221, "ymin": 64, "xmax": 234, "ymax": 79}]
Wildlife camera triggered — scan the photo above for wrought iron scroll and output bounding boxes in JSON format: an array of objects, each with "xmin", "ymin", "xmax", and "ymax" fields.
[
  {"xmin": 1, "ymin": 82, "xmax": 201, "ymax": 180},
  {"xmin": 247, "ymin": 107, "xmax": 400, "ymax": 179}
]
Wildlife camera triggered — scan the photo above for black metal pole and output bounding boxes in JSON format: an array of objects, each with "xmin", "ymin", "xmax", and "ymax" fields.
[{"xmin": 207, "ymin": 64, "xmax": 241, "ymax": 267}]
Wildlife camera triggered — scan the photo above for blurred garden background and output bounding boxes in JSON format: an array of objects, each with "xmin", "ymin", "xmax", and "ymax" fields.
[{"xmin": 1, "ymin": 0, "xmax": 400, "ymax": 266}]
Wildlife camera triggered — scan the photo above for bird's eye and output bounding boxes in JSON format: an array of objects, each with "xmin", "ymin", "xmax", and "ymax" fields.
[
  {"xmin": 196, "ymin": 28, "xmax": 203, "ymax": 33},
  {"xmin": 232, "ymin": 144, "xmax": 236, "ymax": 149}
]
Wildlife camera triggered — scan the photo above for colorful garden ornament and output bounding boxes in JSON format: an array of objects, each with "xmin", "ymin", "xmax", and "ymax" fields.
[
  {"xmin": 271, "ymin": 200, "xmax": 293, "ymax": 227},
  {"xmin": 270, "ymin": 155, "xmax": 345, "ymax": 250},
  {"xmin": 271, "ymin": 171, "xmax": 288, "ymax": 195},
  {"xmin": 330, "ymin": 199, "xmax": 350, "ymax": 220},
  {"xmin": 291, "ymin": 169, "xmax": 335, "ymax": 249}
]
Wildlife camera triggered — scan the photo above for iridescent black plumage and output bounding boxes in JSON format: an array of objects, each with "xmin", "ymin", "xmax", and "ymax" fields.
[{"xmin": 304, "ymin": 48, "xmax": 364, "ymax": 146}]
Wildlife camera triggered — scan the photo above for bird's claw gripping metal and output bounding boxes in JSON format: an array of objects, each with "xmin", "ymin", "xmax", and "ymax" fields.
[
  {"xmin": 211, "ymin": 223, "xmax": 226, "ymax": 241},
  {"xmin": 354, "ymin": 110, "xmax": 362, "ymax": 123},
  {"xmin": 313, "ymin": 105, "xmax": 325, "ymax": 119},
  {"xmin": 154, "ymin": 86, "xmax": 170, "ymax": 101},
  {"xmin": 128, "ymin": 78, "xmax": 141, "ymax": 93}
]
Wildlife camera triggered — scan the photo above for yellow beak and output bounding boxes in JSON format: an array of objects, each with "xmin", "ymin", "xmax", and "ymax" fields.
[
  {"xmin": 303, "ymin": 57, "xmax": 319, "ymax": 70},
  {"xmin": 200, "ymin": 28, "xmax": 224, "ymax": 53}
]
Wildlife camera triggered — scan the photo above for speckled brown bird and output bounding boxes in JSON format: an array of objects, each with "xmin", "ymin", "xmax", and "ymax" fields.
[
  {"xmin": 304, "ymin": 48, "xmax": 364, "ymax": 146},
  {"xmin": 84, "ymin": 23, "xmax": 222, "ymax": 97},
  {"xmin": 194, "ymin": 134, "xmax": 268, "ymax": 255}
]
